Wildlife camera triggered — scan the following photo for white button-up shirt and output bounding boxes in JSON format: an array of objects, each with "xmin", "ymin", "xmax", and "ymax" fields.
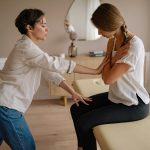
[{"xmin": 0, "ymin": 35, "xmax": 76, "ymax": 113}]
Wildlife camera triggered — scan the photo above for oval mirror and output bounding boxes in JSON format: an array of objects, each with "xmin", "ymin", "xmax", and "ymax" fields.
[{"xmin": 65, "ymin": 0, "xmax": 101, "ymax": 41}]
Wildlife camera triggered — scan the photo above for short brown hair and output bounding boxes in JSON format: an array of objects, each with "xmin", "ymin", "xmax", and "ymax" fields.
[{"xmin": 15, "ymin": 8, "xmax": 44, "ymax": 34}]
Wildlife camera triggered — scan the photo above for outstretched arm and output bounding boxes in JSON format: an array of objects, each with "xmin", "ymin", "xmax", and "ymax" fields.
[
  {"xmin": 73, "ymin": 64, "xmax": 99, "ymax": 75},
  {"xmin": 73, "ymin": 55, "xmax": 109, "ymax": 75},
  {"xmin": 43, "ymin": 71, "xmax": 92, "ymax": 106}
]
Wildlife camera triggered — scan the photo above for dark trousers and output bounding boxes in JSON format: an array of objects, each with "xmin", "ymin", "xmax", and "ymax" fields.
[{"xmin": 70, "ymin": 92, "xmax": 149, "ymax": 150}]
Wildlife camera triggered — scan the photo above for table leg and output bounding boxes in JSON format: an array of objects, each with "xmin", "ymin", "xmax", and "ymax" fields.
[{"xmin": 63, "ymin": 96, "xmax": 67, "ymax": 107}]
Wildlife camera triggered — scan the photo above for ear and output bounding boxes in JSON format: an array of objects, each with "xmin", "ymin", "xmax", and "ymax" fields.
[{"xmin": 26, "ymin": 25, "xmax": 33, "ymax": 32}]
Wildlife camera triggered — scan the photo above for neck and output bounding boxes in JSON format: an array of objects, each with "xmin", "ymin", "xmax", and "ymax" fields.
[
  {"xmin": 26, "ymin": 33, "xmax": 39, "ymax": 44},
  {"xmin": 114, "ymin": 29, "xmax": 124, "ymax": 41},
  {"xmin": 114, "ymin": 29, "xmax": 124, "ymax": 50}
]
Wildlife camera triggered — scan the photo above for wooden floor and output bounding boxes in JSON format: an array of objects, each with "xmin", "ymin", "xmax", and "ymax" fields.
[{"xmin": 1, "ymin": 99, "xmax": 100, "ymax": 150}]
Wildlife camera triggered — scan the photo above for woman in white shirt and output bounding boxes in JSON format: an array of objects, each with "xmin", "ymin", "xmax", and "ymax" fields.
[
  {"xmin": 0, "ymin": 9, "xmax": 108, "ymax": 150},
  {"xmin": 70, "ymin": 3, "xmax": 150, "ymax": 150}
]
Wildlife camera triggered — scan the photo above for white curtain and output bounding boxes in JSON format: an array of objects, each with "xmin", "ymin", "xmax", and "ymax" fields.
[{"xmin": 86, "ymin": 0, "xmax": 100, "ymax": 40}]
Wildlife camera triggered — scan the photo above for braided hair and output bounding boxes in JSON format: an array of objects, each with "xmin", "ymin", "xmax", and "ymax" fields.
[{"xmin": 121, "ymin": 24, "xmax": 129, "ymax": 46}]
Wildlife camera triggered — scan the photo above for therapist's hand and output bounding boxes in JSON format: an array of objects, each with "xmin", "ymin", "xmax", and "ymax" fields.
[
  {"xmin": 71, "ymin": 91, "xmax": 92, "ymax": 107},
  {"xmin": 59, "ymin": 80, "xmax": 92, "ymax": 106}
]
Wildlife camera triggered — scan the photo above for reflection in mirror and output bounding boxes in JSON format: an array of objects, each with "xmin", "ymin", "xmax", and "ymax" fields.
[{"xmin": 65, "ymin": 0, "xmax": 101, "ymax": 41}]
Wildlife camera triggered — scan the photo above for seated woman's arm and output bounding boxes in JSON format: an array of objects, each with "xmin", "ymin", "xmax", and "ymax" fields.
[{"xmin": 102, "ymin": 41, "xmax": 130, "ymax": 85}]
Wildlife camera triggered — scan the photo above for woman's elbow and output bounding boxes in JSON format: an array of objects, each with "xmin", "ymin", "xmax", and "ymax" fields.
[{"xmin": 102, "ymin": 76, "xmax": 114, "ymax": 85}]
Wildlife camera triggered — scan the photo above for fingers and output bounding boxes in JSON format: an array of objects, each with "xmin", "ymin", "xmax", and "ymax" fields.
[
  {"xmin": 73, "ymin": 96, "xmax": 92, "ymax": 106},
  {"xmin": 115, "ymin": 44, "xmax": 129, "ymax": 59},
  {"xmin": 82, "ymin": 97, "xmax": 92, "ymax": 101},
  {"xmin": 117, "ymin": 50, "xmax": 128, "ymax": 56},
  {"xmin": 75, "ymin": 101, "xmax": 79, "ymax": 107},
  {"xmin": 120, "ymin": 42, "xmax": 130, "ymax": 50},
  {"xmin": 104, "ymin": 56, "xmax": 110, "ymax": 64},
  {"xmin": 100, "ymin": 55, "xmax": 110, "ymax": 66},
  {"xmin": 80, "ymin": 98, "xmax": 89, "ymax": 105},
  {"xmin": 103, "ymin": 55, "xmax": 110, "ymax": 61},
  {"xmin": 79, "ymin": 96, "xmax": 93, "ymax": 105}
]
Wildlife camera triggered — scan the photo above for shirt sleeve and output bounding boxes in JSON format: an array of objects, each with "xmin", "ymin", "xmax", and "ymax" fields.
[
  {"xmin": 42, "ymin": 70, "xmax": 65, "ymax": 86},
  {"xmin": 23, "ymin": 46, "xmax": 76, "ymax": 74}
]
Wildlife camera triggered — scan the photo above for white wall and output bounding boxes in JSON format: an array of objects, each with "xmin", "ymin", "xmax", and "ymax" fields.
[{"xmin": 0, "ymin": 0, "xmax": 149, "ymax": 99}]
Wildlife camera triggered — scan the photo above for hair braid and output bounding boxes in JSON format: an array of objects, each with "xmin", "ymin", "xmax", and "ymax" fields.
[{"xmin": 121, "ymin": 24, "xmax": 129, "ymax": 46}]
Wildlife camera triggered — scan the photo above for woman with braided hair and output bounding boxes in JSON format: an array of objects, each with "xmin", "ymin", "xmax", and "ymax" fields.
[{"xmin": 70, "ymin": 3, "xmax": 150, "ymax": 150}]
